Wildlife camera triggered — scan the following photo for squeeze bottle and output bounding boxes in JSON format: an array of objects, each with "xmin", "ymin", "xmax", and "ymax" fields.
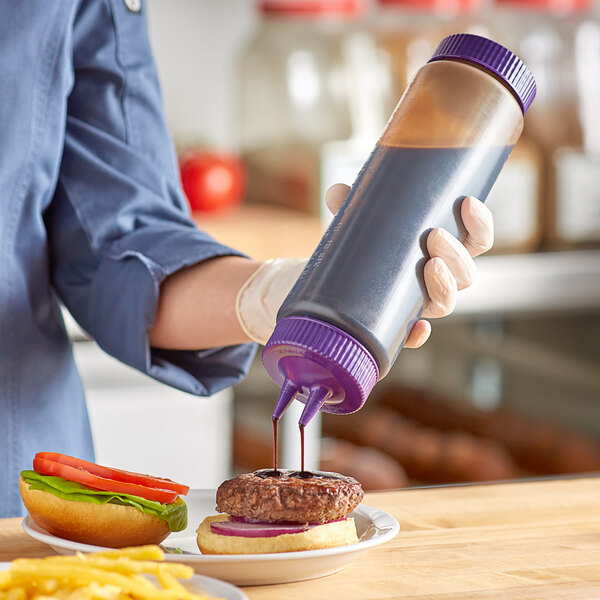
[{"xmin": 262, "ymin": 34, "xmax": 536, "ymax": 427}]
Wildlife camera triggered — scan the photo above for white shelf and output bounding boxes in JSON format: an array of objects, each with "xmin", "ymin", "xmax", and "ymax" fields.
[
  {"xmin": 455, "ymin": 249, "xmax": 600, "ymax": 317},
  {"xmin": 62, "ymin": 249, "xmax": 600, "ymax": 341}
]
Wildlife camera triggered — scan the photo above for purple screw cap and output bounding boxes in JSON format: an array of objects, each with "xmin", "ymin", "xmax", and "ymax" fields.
[
  {"xmin": 262, "ymin": 316, "xmax": 379, "ymax": 425},
  {"xmin": 429, "ymin": 33, "xmax": 537, "ymax": 114}
]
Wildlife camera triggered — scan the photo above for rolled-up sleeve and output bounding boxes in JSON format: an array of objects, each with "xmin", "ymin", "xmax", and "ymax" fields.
[{"xmin": 45, "ymin": 0, "xmax": 256, "ymax": 396}]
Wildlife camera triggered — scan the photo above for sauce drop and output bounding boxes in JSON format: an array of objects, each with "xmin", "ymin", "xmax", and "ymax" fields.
[
  {"xmin": 255, "ymin": 469, "xmax": 281, "ymax": 478},
  {"xmin": 253, "ymin": 468, "xmax": 349, "ymax": 481}
]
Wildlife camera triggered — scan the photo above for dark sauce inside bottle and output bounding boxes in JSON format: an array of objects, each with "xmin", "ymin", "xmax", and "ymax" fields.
[{"xmin": 278, "ymin": 145, "xmax": 513, "ymax": 374}]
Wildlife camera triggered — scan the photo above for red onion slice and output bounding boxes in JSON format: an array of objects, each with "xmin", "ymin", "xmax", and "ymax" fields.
[{"xmin": 210, "ymin": 519, "xmax": 315, "ymax": 538}]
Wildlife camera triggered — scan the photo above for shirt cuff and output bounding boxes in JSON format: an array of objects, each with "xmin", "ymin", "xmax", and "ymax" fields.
[{"xmin": 89, "ymin": 228, "xmax": 257, "ymax": 396}]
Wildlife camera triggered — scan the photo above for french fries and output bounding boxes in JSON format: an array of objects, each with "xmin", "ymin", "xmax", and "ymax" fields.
[{"xmin": 0, "ymin": 545, "xmax": 224, "ymax": 600}]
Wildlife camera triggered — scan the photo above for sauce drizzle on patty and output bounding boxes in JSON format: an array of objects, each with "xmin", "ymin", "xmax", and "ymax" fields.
[{"xmin": 253, "ymin": 469, "xmax": 350, "ymax": 481}]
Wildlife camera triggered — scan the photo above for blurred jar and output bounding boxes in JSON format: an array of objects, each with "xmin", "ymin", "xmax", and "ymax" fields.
[
  {"xmin": 492, "ymin": 0, "xmax": 594, "ymax": 249},
  {"xmin": 485, "ymin": 138, "xmax": 543, "ymax": 253},
  {"xmin": 374, "ymin": 0, "xmax": 488, "ymax": 116},
  {"xmin": 319, "ymin": 0, "xmax": 488, "ymax": 228},
  {"xmin": 238, "ymin": 0, "xmax": 376, "ymax": 214},
  {"xmin": 324, "ymin": 0, "xmax": 542, "ymax": 254},
  {"xmin": 553, "ymin": 5, "xmax": 600, "ymax": 247},
  {"xmin": 493, "ymin": 0, "xmax": 589, "ymax": 154}
]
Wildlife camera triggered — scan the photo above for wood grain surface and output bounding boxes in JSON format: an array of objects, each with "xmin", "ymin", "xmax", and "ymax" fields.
[
  {"xmin": 2, "ymin": 477, "xmax": 599, "ymax": 598},
  {"xmin": 193, "ymin": 205, "xmax": 322, "ymax": 260}
]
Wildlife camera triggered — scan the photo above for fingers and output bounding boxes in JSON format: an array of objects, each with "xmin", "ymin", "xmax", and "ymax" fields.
[
  {"xmin": 323, "ymin": 193, "xmax": 490, "ymax": 352},
  {"xmin": 325, "ymin": 183, "xmax": 350, "ymax": 215},
  {"xmin": 427, "ymin": 227, "xmax": 477, "ymax": 291},
  {"xmin": 422, "ymin": 257, "xmax": 457, "ymax": 319},
  {"xmin": 404, "ymin": 319, "xmax": 431, "ymax": 348},
  {"xmin": 461, "ymin": 196, "xmax": 494, "ymax": 257},
  {"xmin": 424, "ymin": 196, "xmax": 491, "ymax": 293}
]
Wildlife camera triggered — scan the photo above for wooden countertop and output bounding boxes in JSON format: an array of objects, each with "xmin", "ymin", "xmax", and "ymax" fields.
[
  {"xmin": 193, "ymin": 205, "xmax": 323, "ymax": 260},
  {"xmin": 2, "ymin": 476, "xmax": 600, "ymax": 598}
]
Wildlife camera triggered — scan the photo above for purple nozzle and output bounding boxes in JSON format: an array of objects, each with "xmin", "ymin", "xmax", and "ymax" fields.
[
  {"xmin": 272, "ymin": 378, "xmax": 299, "ymax": 421},
  {"xmin": 263, "ymin": 316, "xmax": 379, "ymax": 427},
  {"xmin": 299, "ymin": 386, "xmax": 332, "ymax": 427}
]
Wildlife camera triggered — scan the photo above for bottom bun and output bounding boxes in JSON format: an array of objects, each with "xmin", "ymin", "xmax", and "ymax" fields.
[
  {"xmin": 19, "ymin": 478, "xmax": 170, "ymax": 548},
  {"xmin": 196, "ymin": 514, "xmax": 359, "ymax": 554}
]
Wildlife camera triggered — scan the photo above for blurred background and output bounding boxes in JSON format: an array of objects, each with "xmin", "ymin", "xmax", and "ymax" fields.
[{"xmin": 72, "ymin": 0, "xmax": 600, "ymax": 492}]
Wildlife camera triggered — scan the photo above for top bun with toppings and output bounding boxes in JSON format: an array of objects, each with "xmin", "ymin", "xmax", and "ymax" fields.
[
  {"xmin": 20, "ymin": 452, "xmax": 189, "ymax": 548},
  {"xmin": 196, "ymin": 469, "xmax": 364, "ymax": 555}
]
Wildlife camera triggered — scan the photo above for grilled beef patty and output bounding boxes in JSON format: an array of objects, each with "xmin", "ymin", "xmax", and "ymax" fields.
[{"xmin": 215, "ymin": 469, "xmax": 364, "ymax": 524}]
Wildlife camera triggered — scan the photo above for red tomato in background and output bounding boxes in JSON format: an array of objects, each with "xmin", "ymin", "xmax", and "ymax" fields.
[{"xmin": 180, "ymin": 151, "xmax": 246, "ymax": 213}]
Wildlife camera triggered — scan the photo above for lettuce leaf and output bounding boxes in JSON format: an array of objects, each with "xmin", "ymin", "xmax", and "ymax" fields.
[{"xmin": 20, "ymin": 470, "xmax": 187, "ymax": 532}]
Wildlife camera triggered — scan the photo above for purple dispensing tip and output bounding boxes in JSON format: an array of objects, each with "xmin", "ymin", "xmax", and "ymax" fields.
[
  {"xmin": 272, "ymin": 378, "xmax": 300, "ymax": 421},
  {"xmin": 429, "ymin": 33, "xmax": 537, "ymax": 114},
  {"xmin": 298, "ymin": 385, "xmax": 332, "ymax": 426},
  {"xmin": 263, "ymin": 316, "xmax": 379, "ymax": 427}
]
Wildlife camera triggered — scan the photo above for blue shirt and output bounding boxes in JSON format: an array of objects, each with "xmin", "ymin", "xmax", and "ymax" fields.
[{"xmin": 0, "ymin": 0, "xmax": 256, "ymax": 517}]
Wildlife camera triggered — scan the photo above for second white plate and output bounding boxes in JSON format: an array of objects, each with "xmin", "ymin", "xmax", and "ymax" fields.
[
  {"xmin": 22, "ymin": 489, "xmax": 399, "ymax": 586},
  {"xmin": 0, "ymin": 562, "xmax": 246, "ymax": 599}
]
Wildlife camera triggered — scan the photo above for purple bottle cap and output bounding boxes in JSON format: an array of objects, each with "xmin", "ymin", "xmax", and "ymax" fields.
[
  {"xmin": 262, "ymin": 316, "xmax": 379, "ymax": 426},
  {"xmin": 429, "ymin": 33, "xmax": 537, "ymax": 114}
]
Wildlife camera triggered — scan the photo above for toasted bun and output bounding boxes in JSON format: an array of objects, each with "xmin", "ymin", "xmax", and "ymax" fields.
[
  {"xmin": 196, "ymin": 514, "xmax": 359, "ymax": 555},
  {"xmin": 20, "ymin": 478, "xmax": 170, "ymax": 548}
]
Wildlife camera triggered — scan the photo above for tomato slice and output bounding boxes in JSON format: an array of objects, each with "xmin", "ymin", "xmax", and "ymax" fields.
[
  {"xmin": 33, "ymin": 457, "xmax": 180, "ymax": 504},
  {"xmin": 34, "ymin": 452, "xmax": 189, "ymax": 495}
]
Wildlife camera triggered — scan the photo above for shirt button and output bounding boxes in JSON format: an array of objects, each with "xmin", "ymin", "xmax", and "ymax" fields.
[{"xmin": 124, "ymin": 0, "xmax": 141, "ymax": 13}]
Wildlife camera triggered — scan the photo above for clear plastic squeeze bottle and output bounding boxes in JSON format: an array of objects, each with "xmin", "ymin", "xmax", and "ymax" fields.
[{"xmin": 262, "ymin": 33, "xmax": 536, "ymax": 428}]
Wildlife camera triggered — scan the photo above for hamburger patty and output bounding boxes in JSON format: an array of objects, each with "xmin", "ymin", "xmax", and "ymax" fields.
[{"xmin": 215, "ymin": 469, "xmax": 364, "ymax": 524}]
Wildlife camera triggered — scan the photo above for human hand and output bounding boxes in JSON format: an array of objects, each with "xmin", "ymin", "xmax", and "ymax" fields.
[
  {"xmin": 325, "ymin": 183, "xmax": 494, "ymax": 349},
  {"xmin": 237, "ymin": 183, "xmax": 493, "ymax": 346},
  {"xmin": 236, "ymin": 257, "xmax": 307, "ymax": 345}
]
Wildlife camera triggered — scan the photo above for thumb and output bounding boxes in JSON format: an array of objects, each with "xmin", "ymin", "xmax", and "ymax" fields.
[{"xmin": 325, "ymin": 183, "xmax": 350, "ymax": 215}]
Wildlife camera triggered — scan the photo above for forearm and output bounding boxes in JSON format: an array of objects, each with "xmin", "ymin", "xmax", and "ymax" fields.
[
  {"xmin": 147, "ymin": 256, "xmax": 261, "ymax": 349},
  {"xmin": 147, "ymin": 194, "xmax": 493, "ymax": 353}
]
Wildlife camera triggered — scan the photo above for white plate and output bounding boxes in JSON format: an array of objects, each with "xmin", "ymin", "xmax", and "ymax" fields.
[
  {"xmin": 22, "ymin": 489, "xmax": 399, "ymax": 586},
  {"xmin": 0, "ymin": 561, "xmax": 247, "ymax": 599}
]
